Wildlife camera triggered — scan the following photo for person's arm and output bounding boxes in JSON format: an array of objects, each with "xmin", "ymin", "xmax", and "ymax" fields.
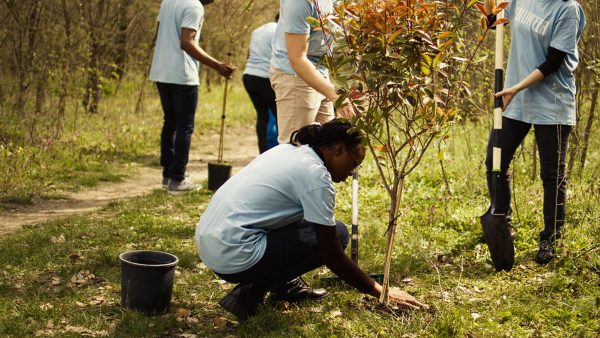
[
  {"xmin": 285, "ymin": 33, "xmax": 354, "ymax": 118},
  {"xmin": 313, "ymin": 224, "xmax": 427, "ymax": 309},
  {"xmin": 496, "ymin": 47, "xmax": 567, "ymax": 110},
  {"xmin": 181, "ymin": 27, "xmax": 235, "ymax": 79}
]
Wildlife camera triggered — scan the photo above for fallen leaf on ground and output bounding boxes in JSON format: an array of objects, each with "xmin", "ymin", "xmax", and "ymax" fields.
[
  {"xmin": 330, "ymin": 309, "xmax": 343, "ymax": 317},
  {"xmin": 51, "ymin": 235, "xmax": 65, "ymax": 244}
]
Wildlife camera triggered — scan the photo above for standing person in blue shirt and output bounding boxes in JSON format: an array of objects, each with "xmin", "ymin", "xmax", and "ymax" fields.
[
  {"xmin": 195, "ymin": 119, "xmax": 428, "ymax": 320},
  {"xmin": 150, "ymin": 0, "xmax": 236, "ymax": 194},
  {"xmin": 243, "ymin": 14, "xmax": 279, "ymax": 154},
  {"xmin": 485, "ymin": 0, "xmax": 586, "ymax": 264},
  {"xmin": 269, "ymin": 0, "xmax": 354, "ymax": 145}
]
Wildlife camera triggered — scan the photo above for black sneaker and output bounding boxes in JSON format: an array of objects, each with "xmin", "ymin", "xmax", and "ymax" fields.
[
  {"xmin": 219, "ymin": 283, "xmax": 267, "ymax": 320},
  {"xmin": 269, "ymin": 278, "xmax": 328, "ymax": 303},
  {"xmin": 535, "ymin": 239, "xmax": 555, "ymax": 265}
]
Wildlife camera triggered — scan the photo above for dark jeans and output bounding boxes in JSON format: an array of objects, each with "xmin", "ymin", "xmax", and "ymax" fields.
[
  {"xmin": 216, "ymin": 220, "xmax": 349, "ymax": 290},
  {"xmin": 156, "ymin": 82, "xmax": 198, "ymax": 182},
  {"xmin": 242, "ymin": 74, "xmax": 277, "ymax": 153},
  {"xmin": 485, "ymin": 116, "xmax": 571, "ymax": 241}
]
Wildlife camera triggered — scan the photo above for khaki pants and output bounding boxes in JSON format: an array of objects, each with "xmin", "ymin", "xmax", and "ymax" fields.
[{"xmin": 269, "ymin": 66, "xmax": 334, "ymax": 144}]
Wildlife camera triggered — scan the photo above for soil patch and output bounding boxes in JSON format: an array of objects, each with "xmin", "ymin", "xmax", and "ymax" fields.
[{"xmin": 0, "ymin": 125, "xmax": 258, "ymax": 237}]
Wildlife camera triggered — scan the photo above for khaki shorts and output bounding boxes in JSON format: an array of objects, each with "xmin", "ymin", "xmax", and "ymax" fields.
[{"xmin": 269, "ymin": 66, "xmax": 335, "ymax": 144}]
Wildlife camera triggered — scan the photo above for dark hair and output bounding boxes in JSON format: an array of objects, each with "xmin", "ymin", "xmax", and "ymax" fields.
[
  {"xmin": 275, "ymin": 13, "xmax": 280, "ymax": 22},
  {"xmin": 290, "ymin": 119, "xmax": 363, "ymax": 150}
]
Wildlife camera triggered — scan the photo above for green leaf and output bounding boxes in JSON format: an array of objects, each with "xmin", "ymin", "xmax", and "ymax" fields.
[{"xmin": 306, "ymin": 16, "xmax": 320, "ymax": 28}]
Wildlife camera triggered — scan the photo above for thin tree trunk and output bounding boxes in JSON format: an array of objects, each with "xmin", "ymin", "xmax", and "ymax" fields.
[
  {"xmin": 579, "ymin": 88, "xmax": 598, "ymax": 170},
  {"xmin": 56, "ymin": 0, "xmax": 72, "ymax": 138},
  {"xmin": 380, "ymin": 176, "xmax": 404, "ymax": 304}
]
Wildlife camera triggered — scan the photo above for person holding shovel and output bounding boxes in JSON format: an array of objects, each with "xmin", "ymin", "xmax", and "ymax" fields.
[
  {"xmin": 269, "ymin": 0, "xmax": 355, "ymax": 145},
  {"xmin": 195, "ymin": 119, "xmax": 427, "ymax": 320},
  {"xmin": 484, "ymin": 0, "xmax": 585, "ymax": 264},
  {"xmin": 150, "ymin": 0, "xmax": 235, "ymax": 194}
]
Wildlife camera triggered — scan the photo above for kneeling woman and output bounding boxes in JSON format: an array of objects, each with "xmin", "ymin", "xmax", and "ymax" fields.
[{"xmin": 195, "ymin": 119, "xmax": 426, "ymax": 320}]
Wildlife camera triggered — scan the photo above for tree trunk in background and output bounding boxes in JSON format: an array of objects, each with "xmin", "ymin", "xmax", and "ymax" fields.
[
  {"xmin": 56, "ymin": 0, "xmax": 73, "ymax": 137},
  {"xmin": 579, "ymin": 88, "xmax": 598, "ymax": 171},
  {"xmin": 83, "ymin": 38, "xmax": 100, "ymax": 114},
  {"xmin": 82, "ymin": 0, "xmax": 107, "ymax": 114},
  {"xmin": 114, "ymin": 0, "xmax": 133, "ymax": 82}
]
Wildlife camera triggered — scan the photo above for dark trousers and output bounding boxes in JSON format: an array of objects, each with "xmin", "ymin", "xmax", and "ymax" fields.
[
  {"xmin": 485, "ymin": 116, "xmax": 571, "ymax": 241},
  {"xmin": 216, "ymin": 220, "xmax": 349, "ymax": 290},
  {"xmin": 156, "ymin": 82, "xmax": 198, "ymax": 182},
  {"xmin": 242, "ymin": 74, "xmax": 277, "ymax": 154}
]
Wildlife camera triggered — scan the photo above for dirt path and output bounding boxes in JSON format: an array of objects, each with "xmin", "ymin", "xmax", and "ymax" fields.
[{"xmin": 0, "ymin": 125, "xmax": 258, "ymax": 237}]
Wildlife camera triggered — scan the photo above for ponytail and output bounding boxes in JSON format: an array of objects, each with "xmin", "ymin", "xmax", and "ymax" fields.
[{"xmin": 290, "ymin": 119, "xmax": 362, "ymax": 150}]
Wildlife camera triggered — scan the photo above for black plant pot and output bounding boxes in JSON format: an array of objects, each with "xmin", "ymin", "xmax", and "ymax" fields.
[
  {"xmin": 208, "ymin": 162, "xmax": 232, "ymax": 191},
  {"xmin": 119, "ymin": 250, "xmax": 179, "ymax": 315}
]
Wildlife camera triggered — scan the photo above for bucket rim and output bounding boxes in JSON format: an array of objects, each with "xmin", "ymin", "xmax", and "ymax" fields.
[{"xmin": 119, "ymin": 250, "xmax": 179, "ymax": 268}]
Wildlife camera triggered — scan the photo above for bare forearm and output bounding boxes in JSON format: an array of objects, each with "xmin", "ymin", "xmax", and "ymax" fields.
[
  {"xmin": 290, "ymin": 57, "xmax": 337, "ymax": 101},
  {"xmin": 511, "ymin": 68, "xmax": 544, "ymax": 93},
  {"xmin": 182, "ymin": 42, "xmax": 221, "ymax": 71}
]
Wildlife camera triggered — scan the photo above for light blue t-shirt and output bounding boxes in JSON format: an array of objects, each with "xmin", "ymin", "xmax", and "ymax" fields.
[
  {"xmin": 243, "ymin": 22, "xmax": 278, "ymax": 78},
  {"xmin": 270, "ymin": 0, "xmax": 333, "ymax": 76},
  {"xmin": 149, "ymin": 0, "xmax": 204, "ymax": 86},
  {"xmin": 195, "ymin": 144, "xmax": 337, "ymax": 274},
  {"xmin": 503, "ymin": 0, "xmax": 585, "ymax": 125}
]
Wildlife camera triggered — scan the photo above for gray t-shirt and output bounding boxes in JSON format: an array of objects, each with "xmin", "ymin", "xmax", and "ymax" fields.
[
  {"xmin": 195, "ymin": 144, "xmax": 337, "ymax": 274},
  {"xmin": 270, "ymin": 0, "xmax": 333, "ymax": 76},
  {"xmin": 503, "ymin": 0, "xmax": 585, "ymax": 125},
  {"xmin": 243, "ymin": 22, "xmax": 277, "ymax": 78},
  {"xmin": 149, "ymin": 0, "xmax": 204, "ymax": 85}
]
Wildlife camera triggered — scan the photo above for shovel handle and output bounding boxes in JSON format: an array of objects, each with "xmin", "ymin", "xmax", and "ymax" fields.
[
  {"xmin": 217, "ymin": 52, "xmax": 232, "ymax": 163},
  {"xmin": 350, "ymin": 170, "xmax": 359, "ymax": 263}
]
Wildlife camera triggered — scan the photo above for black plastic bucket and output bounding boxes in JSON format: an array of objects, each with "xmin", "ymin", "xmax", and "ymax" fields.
[
  {"xmin": 119, "ymin": 250, "xmax": 179, "ymax": 315},
  {"xmin": 208, "ymin": 162, "xmax": 232, "ymax": 191}
]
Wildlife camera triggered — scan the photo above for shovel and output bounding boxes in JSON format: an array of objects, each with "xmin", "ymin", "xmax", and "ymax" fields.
[
  {"xmin": 479, "ymin": 1, "xmax": 514, "ymax": 272},
  {"xmin": 323, "ymin": 169, "xmax": 383, "ymax": 284}
]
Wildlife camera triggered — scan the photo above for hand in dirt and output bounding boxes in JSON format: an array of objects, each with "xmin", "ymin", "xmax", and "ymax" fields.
[
  {"xmin": 388, "ymin": 287, "xmax": 429, "ymax": 311},
  {"xmin": 218, "ymin": 62, "xmax": 236, "ymax": 79}
]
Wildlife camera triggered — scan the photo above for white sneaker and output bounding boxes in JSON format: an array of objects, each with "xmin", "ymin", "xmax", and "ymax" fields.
[{"xmin": 167, "ymin": 178, "xmax": 200, "ymax": 194}]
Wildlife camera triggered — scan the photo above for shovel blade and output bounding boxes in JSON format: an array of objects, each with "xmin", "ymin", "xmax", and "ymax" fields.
[{"xmin": 480, "ymin": 211, "xmax": 515, "ymax": 271}]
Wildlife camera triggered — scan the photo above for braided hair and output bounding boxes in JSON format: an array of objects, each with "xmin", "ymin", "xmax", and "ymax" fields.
[{"xmin": 289, "ymin": 119, "xmax": 363, "ymax": 150}]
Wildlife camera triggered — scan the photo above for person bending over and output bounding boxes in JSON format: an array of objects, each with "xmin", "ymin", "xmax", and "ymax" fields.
[{"xmin": 195, "ymin": 119, "xmax": 427, "ymax": 320}]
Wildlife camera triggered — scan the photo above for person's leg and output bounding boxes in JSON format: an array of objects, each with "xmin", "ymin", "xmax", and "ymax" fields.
[
  {"xmin": 243, "ymin": 74, "xmax": 271, "ymax": 153},
  {"xmin": 269, "ymin": 67, "xmax": 322, "ymax": 144},
  {"xmin": 218, "ymin": 220, "xmax": 349, "ymax": 288},
  {"xmin": 156, "ymin": 82, "xmax": 176, "ymax": 182},
  {"xmin": 216, "ymin": 220, "xmax": 348, "ymax": 319},
  {"xmin": 533, "ymin": 124, "xmax": 571, "ymax": 263},
  {"xmin": 485, "ymin": 117, "xmax": 531, "ymax": 214},
  {"xmin": 169, "ymin": 84, "xmax": 198, "ymax": 182}
]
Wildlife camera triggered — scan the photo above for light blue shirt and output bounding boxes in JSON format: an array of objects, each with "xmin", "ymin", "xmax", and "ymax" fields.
[
  {"xmin": 243, "ymin": 22, "xmax": 277, "ymax": 78},
  {"xmin": 195, "ymin": 144, "xmax": 337, "ymax": 274},
  {"xmin": 271, "ymin": 0, "xmax": 333, "ymax": 76},
  {"xmin": 149, "ymin": 0, "xmax": 204, "ymax": 86},
  {"xmin": 503, "ymin": 0, "xmax": 585, "ymax": 125}
]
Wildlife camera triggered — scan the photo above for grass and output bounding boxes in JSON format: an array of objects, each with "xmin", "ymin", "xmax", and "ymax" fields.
[
  {"xmin": 0, "ymin": 78, "xmax": 256, "ymax": 205},
  {"xmin": 0, "ymin": 101, "xmax": 598, "ymax": 336}
]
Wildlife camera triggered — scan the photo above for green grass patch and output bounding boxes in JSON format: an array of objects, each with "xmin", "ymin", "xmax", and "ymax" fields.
[{"xmin": 1, "ymin": 120, "xmax": 598, "ymax": 336}]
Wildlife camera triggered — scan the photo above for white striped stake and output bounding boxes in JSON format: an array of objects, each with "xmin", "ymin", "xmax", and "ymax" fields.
[{"xmin": 350, "ymin": 169, "xmax": 359, "ymax": 263}]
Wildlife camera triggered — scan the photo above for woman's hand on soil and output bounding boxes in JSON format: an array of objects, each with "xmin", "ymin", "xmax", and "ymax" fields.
[{"xmin": 388, "ymin": 287, "xmax": 429, "ymax": 310}]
